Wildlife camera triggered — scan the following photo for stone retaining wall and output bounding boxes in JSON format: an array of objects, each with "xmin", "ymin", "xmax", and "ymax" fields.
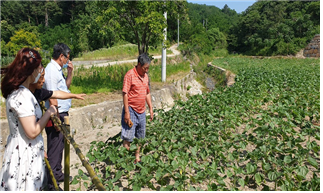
[
  {"xmin": 207, "ymin": 62, "xmax": 236, "ymax": 87},
  {"xmin": 303, "ymin": 34, "xmax": 320, "ymax": 58}
]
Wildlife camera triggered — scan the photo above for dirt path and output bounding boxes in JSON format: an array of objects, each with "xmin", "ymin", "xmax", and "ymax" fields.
[{"xmin": 74, "ymin": 44, "xmax": 181, "ymax": 69}]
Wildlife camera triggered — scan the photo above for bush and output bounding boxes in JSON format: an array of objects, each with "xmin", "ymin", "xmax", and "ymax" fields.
[{"xmin": 5, "ymin": 29, "xmax": 41, "ymax": 55}]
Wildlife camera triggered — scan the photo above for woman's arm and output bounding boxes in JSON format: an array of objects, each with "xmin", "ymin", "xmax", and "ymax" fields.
[
  {"xmin": 51, "ymin": 90, "xmax": 86, "ymax": 100},
  {"xmin": 19, "ymin": 105, "xmax": 57, "ymax": 139}
]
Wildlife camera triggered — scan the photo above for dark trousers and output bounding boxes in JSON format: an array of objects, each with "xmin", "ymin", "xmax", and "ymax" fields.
[{"xmin": 45, "ymin": 112, "xmax": 68, "ymax": 190}]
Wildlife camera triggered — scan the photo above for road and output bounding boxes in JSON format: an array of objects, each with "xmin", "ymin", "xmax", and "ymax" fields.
[{"xmin": 72, "ymin": 44, "xmax": 181, "ymax": 69}]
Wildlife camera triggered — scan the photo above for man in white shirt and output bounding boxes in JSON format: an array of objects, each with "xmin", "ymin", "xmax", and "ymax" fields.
[{"xmin": 43, "ymin": 43, "xmax": 73, "ymax": 190}]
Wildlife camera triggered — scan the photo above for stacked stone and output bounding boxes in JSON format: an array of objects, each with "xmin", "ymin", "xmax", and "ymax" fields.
[{"xmin": 303, "ymin": 34, "xmax": 320, "ymax": 58}]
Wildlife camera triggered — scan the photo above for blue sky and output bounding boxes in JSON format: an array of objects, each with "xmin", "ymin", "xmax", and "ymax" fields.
[{"xmin": 187, "ymin": 0, "xmax": 257, "ymax": 13}]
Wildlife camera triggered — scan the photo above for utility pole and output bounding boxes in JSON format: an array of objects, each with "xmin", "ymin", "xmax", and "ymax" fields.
[{"xmin": 161, "ymin": 1, "xmax": 167, "ymax": 82}]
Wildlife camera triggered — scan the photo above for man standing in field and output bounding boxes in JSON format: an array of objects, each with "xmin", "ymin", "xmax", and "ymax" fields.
[
  {"xmin": 121, "ymin": 53, "xmax": 153, "ymax": 164},
  {"xmin": 43, "ymin": 43, "xmax": 74, "ymax": 190}
]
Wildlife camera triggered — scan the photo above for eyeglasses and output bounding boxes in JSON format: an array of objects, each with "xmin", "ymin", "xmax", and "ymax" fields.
[
  {"xmin": 62, "ymin": 54, "xmax": 69, "ymax": 60},
  {"xmin": 38, "ymin": 67, "xmax": 44, "ymax": 74}
]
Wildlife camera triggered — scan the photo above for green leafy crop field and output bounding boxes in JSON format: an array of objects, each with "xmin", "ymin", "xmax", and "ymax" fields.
[{"xmin": 74, "ymin": 58, "xmax": 320, "ymax": 191}]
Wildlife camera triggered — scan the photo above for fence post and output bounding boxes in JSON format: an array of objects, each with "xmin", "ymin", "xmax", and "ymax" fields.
[{"xmin": 64, "ymin": 116, "xmax": 70, "ymax": 191}]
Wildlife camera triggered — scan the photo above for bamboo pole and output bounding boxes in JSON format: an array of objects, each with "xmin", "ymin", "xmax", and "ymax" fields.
[
  {"xmin": 40, "ymin": 102, "xmax": 106, "ymax": 191},
  {"xmin": 44, "ymin": 158, "xmax": 59, "ymax": 191},
  {"xmin": 64, "ymin": 116, "xmax": 70, "ymax": 191},
  {"xmin": 40, "ymin": 103, "xmax": 59, "ymax": 191}
]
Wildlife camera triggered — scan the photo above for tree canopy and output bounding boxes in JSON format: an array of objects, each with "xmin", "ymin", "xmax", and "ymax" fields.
[{"xmin": 0, "ymin": 0, "xmax": 320, "ymax": 58}]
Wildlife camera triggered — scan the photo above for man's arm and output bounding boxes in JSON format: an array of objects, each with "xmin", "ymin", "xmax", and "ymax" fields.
[
  {"xmin": 51, "ymin": 91, "xmax": 86, "ymax": 100},
  {"xmin": 65, "ymin": 60, "xmax": 73, "ymax": 89},
  {"xmin": 123, "ymin": 92, "xmax": 131, "ymax": 125},
  {"xmin": 146, "ymin": 93, "xmax": 153, "ymax": 121}
]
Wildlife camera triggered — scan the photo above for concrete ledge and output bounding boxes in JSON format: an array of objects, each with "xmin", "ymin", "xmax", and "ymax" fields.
[{"xmin": 207, "ymin": 62, "xmax": 236, "ymax": 87}]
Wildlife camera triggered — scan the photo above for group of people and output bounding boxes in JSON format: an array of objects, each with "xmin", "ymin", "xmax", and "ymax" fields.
[{"xmin": 0, "ymin": 44, "xmax": 154, "ymax": 191}]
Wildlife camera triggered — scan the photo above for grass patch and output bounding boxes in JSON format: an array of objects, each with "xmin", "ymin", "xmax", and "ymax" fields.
[
  {"xmin": 149, "ymin": 61, "xmax": 191, "ymax": 82},
  {"xmin": 70, "ymin": 55, "xmax": 191, "ymax": 95},
  {"xmin": 70, "ymin": 64, "xmax": 133, "ymax": 94}
]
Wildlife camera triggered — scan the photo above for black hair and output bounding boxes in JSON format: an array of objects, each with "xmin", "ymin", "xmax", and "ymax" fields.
[
  {"xmin": 52, "ymin": 43, "xmax": 71, "ymax": 60},
  {"xmin": 138, "ymin": 53, "xmax": 151, "ymax": 66}
]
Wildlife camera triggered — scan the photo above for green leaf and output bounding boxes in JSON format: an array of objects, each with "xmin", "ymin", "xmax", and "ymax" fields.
[
  {"xmin": 191, "ymin": 146, "xmax": 197, "ymax": 157},
  {"xmin": 132, "ymin": 182, "xmax": 141, "ymax": 191},
  {"xmin": 228, "ymin": 153, "xmax": 234, "ymax": 161},
  {"xmin": 130, "ymin": 144, "xmax": 137, "ymax": 151},
  {"xmin": 81, "ymin": 175, "xmax": 89, "ymax": 180},
  {"xmin": 307, "ymin": 156, "xmax": 318, "ymax": 169},
  {"xmin": 71, "ymin": 177, "xmax": 79, "ymax": 185},
  {"xmin": 88, "ymin": 154, "xmax": 96, "ymax": 163},
  {"xmin": 296, "ymin": 166, "xmax": 308, "ymax": 180},
  {"xmin": 189, "ymin": 186, "xmax": 196, "ymax": 191},
  {"xmin": 78, "ymin": 169, "xmax": 84, "ymax": 176},
  {"xmin": 238, "ymin": 178, "xmax": 245, "ymax": 187},
  {"xmin": 153, "ymin": 152, "xmax": 159, "ymax": 159},
  {"xmin": 284, "ymin": 155, "xmax": 292, "ymax": 164},
  {"xmin": 226, "ymin": 169, "xmax": 233, "ymax": 177},
  {"xmin": 255, "ymin": 173, "xmax": 262, "ymax": 185},
  {"xmin": 268, "ymin": 171, "xmax": 278, "ymax": 181},
  {"xmin": 155, "ymin": 169, "xmax": 162, "ymax": 180},
  {"xmin": 160, "ymin": 185, "xmax": 173, "ymax": 191},
  {"xmin": 262, "ymin": 163, "xmax": 271, "ymax": 171},
  {"xmin": 246, "ymin": 163, "xmax": 256, "ymax": 174}
]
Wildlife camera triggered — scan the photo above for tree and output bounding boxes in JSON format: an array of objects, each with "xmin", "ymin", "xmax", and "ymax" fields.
[
  {"xmin": 96, "ymin": 1, "xmax": 187, "ymax": 55},
  {"xmin": 228, "ymin": 1, "xmax": 319, "ymax": 56},
  {"xmin": 5, "ymin": 29, "xmax": 41, "ymax": 55},
  {"xmin": 207, "ymin": 28, "xmax": 227, "ymax": 49}
]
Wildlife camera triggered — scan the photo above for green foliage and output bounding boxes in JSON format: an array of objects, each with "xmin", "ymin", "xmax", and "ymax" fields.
[
  {"xmin": 94, "ymin": 1, "xmax": 186, "ymax": 55},
  {"xmin": 182, "ymin": 31, "xmax": 213, "ymax": 55},
  {"xmin": 2, "ymin": 0, "xmax": 319, "ymax": 58},
  {"xmin": 207, "ymin": 27, "xmax": 227, "ymax": 49},
  {"xmin": 70, "ymin": 59, "xmax": 190, "ymax": 94},
  {"xmin": 186, "ymin": 2, "xmax": 239, "ymax": 35},
  {"xmin": 38, "ymin": 24, "xmax": 74, "ymax": 56},
  {"xmin": 78, "ymin": 57, "xmax": 320, "ymax": 191},
  {"xmin": 0, "ymin": 56, "xmax": 15, "ymax": 68},
  {"xmin": 5, "ymin": 29, "xmax": 41, "ymax": 55},
  {"xmin": 1, "ymin": 20, "xmax": 15, "ymax": 44},
  {"xmin": 70, "ymin": 64, "xmax": 133, "ymax": 94},
  {"xmin": 229, "ymin": 1, "xmax": 320, "ymax": 56},
  {"xmin": 149, "ymin": 61, "xmax": 191, "ymax": 82},
  {"xmin": 1, "ymin": 39, "xmax": 9, "ymax": 57},
  {"xmin": 180, "ymin": 3, "xmax": 236, "ymax": 56}
]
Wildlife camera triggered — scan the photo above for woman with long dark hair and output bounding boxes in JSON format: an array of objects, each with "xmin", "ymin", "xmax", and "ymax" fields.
[{"xmin": 0, "ymin": 48, "xmax": 57, "ymax": 191}]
